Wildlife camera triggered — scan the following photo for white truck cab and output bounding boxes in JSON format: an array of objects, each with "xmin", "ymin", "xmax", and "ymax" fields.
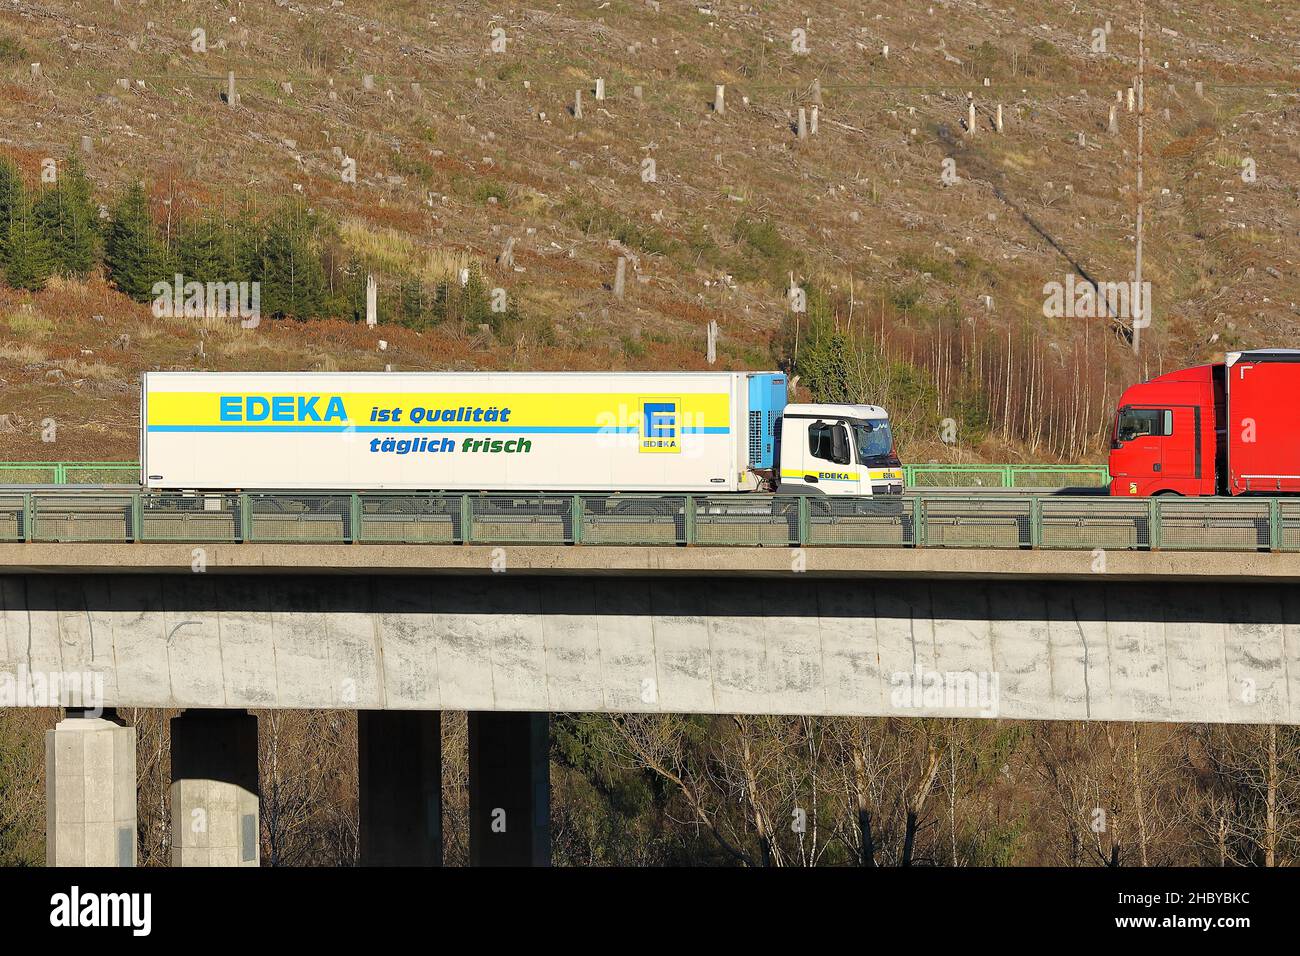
[{"xmin": 776, "ymin": 403, "xmax": 904, "ymax": 496}]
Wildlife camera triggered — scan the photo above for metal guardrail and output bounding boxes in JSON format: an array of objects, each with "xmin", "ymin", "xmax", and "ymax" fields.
[
  {"xmin": 0, "ymin": 462, "xmax": 1112, "ymax": 489},
  {"xmin": 0, "ymin": 491, "xmax": 1294, "ymax": 551},
  {"xmin": 0, "ymin": 462, "xmax": 139, "ymax": 484},
  {"xmin": 900, "ymin": 464, "xmax": 1110, "ymax": 488}
]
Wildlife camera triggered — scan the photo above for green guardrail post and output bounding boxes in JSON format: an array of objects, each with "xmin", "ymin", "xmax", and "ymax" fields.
[
  {"xmin": 1270, "ymin": 498, "xmax": 1282, "ymax": 552},
  {"xmin": 130, "ymin": 491, "xmax": 142, "ymax": 543},
  {"xmin": 684, "ymin": 495, "xmax": 695, "ymax": 545},
  {"xmin": 571, "ymin": 495, "xmax": 582, "ymax": 545},
  {"xmin": 460, "ymin": 494, "xmax": 473, "ymax": 544},
  {"xmin": 54, "ymin": 463, "xmax": 66, "ymax": 485},
  {"xmin": 1002, "ymin": 465, "xmax": 1013, "ymax": 488},
  {"xmin": 349, "ymin": 493, "xmax": 362, "ymax": 544},
  {"xmin": 22, "ymin": 492, "xmax": 32, "ymax": 542},
  {"xmin": 1147, "ymin": 496, "xmax": 1161, "ymax": 551},
  {"xmin": 915, "ymin": 497, "xmax": 928, "ymax": 548},
  {"xmin": 1029, "ymin": 495, "xmax": 1043, "ymax": 548},
  {"xmin": 797, "ymin": 495, "xmax": 810, "ymax": 546},
  {"xmin": 239, "ymin": 493, "xmax": 252, "ymax": 543}
]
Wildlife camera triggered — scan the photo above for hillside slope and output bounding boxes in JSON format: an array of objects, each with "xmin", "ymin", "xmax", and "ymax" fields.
[{"xmin": 0, "ymin": 0, "xmax": 1296, "ymax": 461}]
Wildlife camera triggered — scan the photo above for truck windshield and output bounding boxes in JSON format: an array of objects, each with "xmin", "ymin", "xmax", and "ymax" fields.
[{"xmin": 853, "ymin": 420, "xmax": 894, "ymax": 462}]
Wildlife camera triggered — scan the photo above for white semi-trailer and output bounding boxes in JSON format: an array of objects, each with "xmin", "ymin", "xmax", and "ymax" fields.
[{"xmin": 139, "ymin": 371, "xmax": 903, "ymax": 495}]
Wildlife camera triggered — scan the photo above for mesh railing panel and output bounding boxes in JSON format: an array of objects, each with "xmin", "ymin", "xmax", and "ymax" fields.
[
  {"xmin": 1041, "ymin": 498, "xmax": 1149, "ymax": 550},
  {"xmin": 0, "ymin": 466, "xmax": 58, "ymax": 484},
  {"xmin": 921, "ymin": 497, "xmax": 1031, "ymax": 548},
  {"xmin": 63, "ymin": 464, "xmax": 139, "ymax": 485},
  {"xmin": 806, "ymin": 496, "xmax": 913, "ymax": 546},
  {"xmin": 0, "ymin": 495, "xmax": 24, "ymax": 541},
  {"xmin": 31, "ymin": 494, "xmax": 134, "ymax": 542},
  {"xmin": 467, "ymin": 495, "xmax": 573, "ymax": 544},
  {"xmin": 1011, "ymin": 468, "xmax": 1109, "ymax": 487},
  {"xmin": 359, "ymin": 495, "xmax": 460, "ymax": 543},
  {"xmin": 247, "ymin": 494, "xmax": 351, "ymax": 542},
  {"xmin": 694, "ymin": 496, "xmax": 797, "ymax": 547},
  {"xmin": 1280, "ymin": 501, "xmax": 1300, "ymax": 552},
  {"xmin": 141, "ymin": 493, "xmax": 241, "ymax": 542},
  {"xmin": 580, "ymin": 496, "xmax": 685, "ymax": 545},
  {"xmin": 906, "ymin": 467, "xmax": 1009, "ymax": 488},
  {"xmin": 1157, "ymin": 498, "xmax": 1273, "ymax": 551}
]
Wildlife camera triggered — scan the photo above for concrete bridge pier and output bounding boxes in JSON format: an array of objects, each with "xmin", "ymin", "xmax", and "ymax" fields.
[
  {"xmin": 45, "ymin": 709, "xmax": 137, "ymax": 867},
  {"xmin": 170, "ymin": 709, "xmax": 260, "ymax": 867},
  {"xmin": 358, "ymin": 711, "xmax": 442, "ymax": 865},
  {"xmin": 469, "ymin": 712, "xmax": 551, "ymax": 866}
]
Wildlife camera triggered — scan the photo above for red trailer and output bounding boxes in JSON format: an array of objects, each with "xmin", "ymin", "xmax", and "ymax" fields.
[{"xmin": 1108, "ymin": 349, "xmax": 1300, "ymax": 497}]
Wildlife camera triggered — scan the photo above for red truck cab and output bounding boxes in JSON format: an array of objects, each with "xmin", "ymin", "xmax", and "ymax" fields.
[
  {"xmin": 1109, "ymin": 349, "xmax": 1300, "ymax": 497},
  {"xmin": 1109, "ymin": 364, "xmax": 1220, "ymax": 496}
]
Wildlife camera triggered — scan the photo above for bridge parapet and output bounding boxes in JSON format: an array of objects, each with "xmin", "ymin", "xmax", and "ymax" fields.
[{"xmin": 0, "ymin": 491, "xmax": 1293, "ymax": 554}]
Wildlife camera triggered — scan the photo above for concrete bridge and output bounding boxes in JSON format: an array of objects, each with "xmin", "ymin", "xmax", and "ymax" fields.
[{"xmin": 9, "ymin": 542, "xmax": 1300, "ymax": 868}]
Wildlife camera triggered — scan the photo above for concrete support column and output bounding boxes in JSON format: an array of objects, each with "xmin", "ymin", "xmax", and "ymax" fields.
[
  {"xmin": 358, "ymin": 710, "xmax": 441, "ymax": 866},
  {"xmin": 45, "ymin": 709, "xmax": 136, "ymax": 867},
  {"xmin": 170, "ymin": 709, "xmax": 260, "ymax": 867},
  {"xmin": 468, "ymin": 712, "xmax": 550, "ymax": 867}
]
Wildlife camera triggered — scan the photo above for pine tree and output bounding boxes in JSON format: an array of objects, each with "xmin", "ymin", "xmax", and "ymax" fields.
[
  {"xmin": 175, "ymin": 216, "xmax": 239, "ymax": 284},
  {"xmin": 103, "ymin": 183, "xmax": 165, "ymax": 301},
  {"xmin": 34, "ymin": 155, "xmax": 100, "ymax": 278},
  {"xmin": 4, "ymin": 191, "xmax": 54, "ymax": 291},
  {"xmin": 249, "ymin": 202, "xmax": 326, "ymax": 318},
  {"xmin": 0, "ymin": 158, "xmax": 22, "ymax": 270}
]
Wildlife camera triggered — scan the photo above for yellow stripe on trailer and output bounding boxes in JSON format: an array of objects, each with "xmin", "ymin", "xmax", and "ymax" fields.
[{"xmin": 146, "ymin": 391, "xmax": 733, "ymax": 429}]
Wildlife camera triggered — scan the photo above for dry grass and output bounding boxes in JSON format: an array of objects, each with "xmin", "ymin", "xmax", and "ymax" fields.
[
  {"xmin": 5, "ymin": 309, "xmax": 53, "ymax": 340},
  {"xmin": 0, "ymin": 341, "xmax": 46, "ymax": 365},
  {"xmin": 339, "ymin": 218, "xmax": 481, "ymax": 282},
  {"xmin": 54, "ymin": 359, "xmax": 123, "ymax": 383}
]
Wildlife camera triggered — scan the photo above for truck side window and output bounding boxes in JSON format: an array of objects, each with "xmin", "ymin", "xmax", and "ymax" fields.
[
  {"xmin": 1116, "ymin": 407, "xmax": 1171, "ymax": 442},
  {"xmin": 809, "ymin": 421, "xmax": 851, "ymax": 464}
]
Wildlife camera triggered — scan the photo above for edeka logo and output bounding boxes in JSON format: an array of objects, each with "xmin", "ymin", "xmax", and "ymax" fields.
[
  {"xmin": 219, "ymin": 395, "xmax": 348, "ymax": 423},
  {"xmin": 640, "ymin": 399, "xmax": 680, "ymax": 453}
]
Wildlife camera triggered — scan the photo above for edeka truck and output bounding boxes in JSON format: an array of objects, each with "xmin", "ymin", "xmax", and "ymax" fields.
[
  {"xmin": 1108, "ymin": 349, "xmax": 1300, "ymax": 497},
  {"xmin": 140, "ymin": 371, "xmax": 905, "ymax": 495}
]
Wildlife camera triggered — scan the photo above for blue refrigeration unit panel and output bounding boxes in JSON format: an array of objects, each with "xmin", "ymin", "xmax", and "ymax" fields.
[{"xmin": 746, "ymin": 372, "xmax": 787, "ymax": 471}]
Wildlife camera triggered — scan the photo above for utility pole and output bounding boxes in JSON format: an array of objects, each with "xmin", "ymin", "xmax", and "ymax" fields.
[{"xmin": 1133, "ymin": 0, "xmax": 1146, "ymax": 356}]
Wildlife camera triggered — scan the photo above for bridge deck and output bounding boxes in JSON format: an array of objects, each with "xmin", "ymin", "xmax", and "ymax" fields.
[{"xmin": 1, "ymin": 541, "xmax": 1298, "ymax": 582}]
